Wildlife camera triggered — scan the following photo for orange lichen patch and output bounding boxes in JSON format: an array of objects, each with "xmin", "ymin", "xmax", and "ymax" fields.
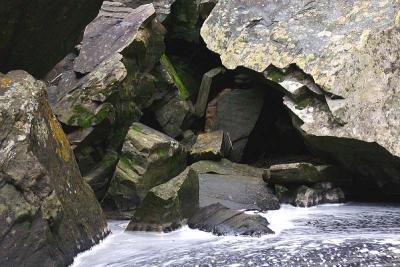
[
  {"xmin": 0, "ymin": 78, "xmax": 12, "ymax": 87},
  {"xmin": 49, "ymin": 111, "xmax": 71, "ymax": 162}
]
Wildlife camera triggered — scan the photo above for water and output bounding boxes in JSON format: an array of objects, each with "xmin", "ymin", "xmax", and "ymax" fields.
[{"xmin": 72, "ymin": 203, "xmax": 400, "ymax": 266}]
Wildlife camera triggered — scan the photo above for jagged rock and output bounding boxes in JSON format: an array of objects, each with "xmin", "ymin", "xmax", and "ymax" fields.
[
  {"xmin": 202, "ymin": 0, "xmax": 400, "ymax": 195},
  {"xmin": 126, "ymin": 168, "xmax": 199, "ymax": 232},
  {"xmin": 190, "ymin": 130, "xmax": 232, "ymax": 161},
  {"xmin": 112, "ymin": 0, "xmax": 176, "ymax": 22},
  {"xmin": 49, "ymin": 1, "xmax": 167, "ymax": 198},
  {"xmin": 0, "ymin": 0, "xmax": 103, "ymax": 77},
  {"xmin": 191, "ymin": 159, "xmax": 279, "ymax": 211},
  {"xmin": 102, "ymin": 123, "xmax": 186, "ymax": 219},
  {"xmin": 205, "ymin": 88, "xmax": 265, "ymax": 162},
  {"xmin": 188, "ymin": 203, "xmax": 274, "ymax": 237},
  {"xmin": 152, "ymin": 90, "xmax": 194, "ymax": 138},
  {"xmin": 0, "ymin": 71, "xmax": 108, "ymax": 266},
  {"xmin": 194, "ymin": 67, "xmax": 225, "ymax": 117}
]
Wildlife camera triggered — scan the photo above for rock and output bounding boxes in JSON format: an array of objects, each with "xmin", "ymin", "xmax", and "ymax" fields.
[
  {"xmin": 0, "ymin": 0, "xmax": 103, "ymax": 77},
  {"xmin": 0, "ymin": 71, "xmax": 108, "ymax": 266},
  {"xmin": 49, "ymin": 1, "xmax": 167, "ymax": 198},
  {"xmin": 265, "ymin": 162, "xmax": 330, "ymax": 185},
  {"xmin": 191, "ymin": 159, "xmax": 279, "ymax": 211},
  {"xmin": 190, "ymin": 130, "xmax": 232, "ymax": 161},
  {"xmin": 191, "ymin": 158, "xmax": 264, "ymax": 178},
  {"xmin": 279, "ymin": 184, "xmax": 345, "ymax": 208},
  {"xmin": 126, "ymin": 168, "xmax": 199, "ymax": 232},
  {"xmin": 188, "ymin": 203, "xmax": 274, "ymax": 237},
  {"xmin": 102, "ymin": 123, "xmax": 186, "ymax": 219},
  {"xmin": 202, "ymin": 0, "xmax": 400, "ymax": 195},
  {"xmin": 205, "ymin": 88, "xmax": 265, "ymax": 162},
  {"xmin": 152, "ymin": 90, "xmax": 194, "ymax": 138},
  {"xmin": 194, "ymin": 67, "xmax": 225, "ymax": 117},
  {"xmin": 111, "ymin": 0, "xmax": 176, "ymax": 22}
]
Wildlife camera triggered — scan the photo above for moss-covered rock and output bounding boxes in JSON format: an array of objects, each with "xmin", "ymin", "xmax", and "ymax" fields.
[
  {"xmin": 126, "ymin": 167, "xmax": 199, "ymax": 232},
  {"xmin": 190, "ymin": 130, "xmax": 232, "ymax": 161},
  {"xmin": 102, "ymin": 123, "xmax": 187, "ymax": 219},
  {"xmin": 0, "ymin": 71, "xmax": 108, "ymax": 266}
]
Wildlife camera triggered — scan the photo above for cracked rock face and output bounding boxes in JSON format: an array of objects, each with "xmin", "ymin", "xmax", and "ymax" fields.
[
  {"xmin": 202, "ymin": 0, "xmax": 400, "ymax": 193},
  {"xmin": 0, "ymin": 71, "xmax": 108, "ymax": 266}
]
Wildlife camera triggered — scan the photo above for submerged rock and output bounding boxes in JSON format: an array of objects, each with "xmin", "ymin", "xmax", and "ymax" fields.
[
  {"xmin": 0, "ymin": 71, "xmax": 108, "ymax": 266},
  {"xmin": 188, "ymin": 203, "xmax": 274, "ymax": 237},
  {"xmin": 0, "ymin": 0, "xmax": 103, "ymax": 77},
  {"xmin": 202, "ymin": 0, "xmax": 400, "ymax": 195},
  {"xmin": 192, "ymin": 159, "xmax": 279, "ymax": 211},
  {"xmin": 206, "ymin": 88, "xmax": 265, "ymax": 162},
  {"xmin": 126, "ymin": 168, "xmax": 199, "ymax": 232},
  {"xmin": 102, "ymin": 123, "xmax": 186, "ymax": 219},
  {"xmin": 190, "ymin": 130, "xmax": 232, "ymax": 161}
]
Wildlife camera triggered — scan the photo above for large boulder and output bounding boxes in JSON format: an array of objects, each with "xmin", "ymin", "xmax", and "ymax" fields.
[
  {"xmin": 192, "ymin": 159, "xmax": 280, "ymax": 211},
  {"xmin": 188, "ymin": 203, "xmax": 274, "ymax": 237},
  {"xmin": 0, "ymin": 0, "xmax": 103, "ymax": 77},
  {"xmin": 0, "ymin": 71, "xmax": 108, "ymax": 266},
  {"xmin": 205, "ymin": 88, "xmax": 265, "ymax": 162},
  {"xmin": 126, "ymin": 168, "xmax": 199, "ymax": 232},
  {"xmin": 202, "ymin": 0, "xmax": 400, "ymax": 196},
  {"xmin": 49, "ymin": 2, "xmax": 167, "ymax": 199},
  {"xmin": 102, "ymin": 123, "xmax": 186, "ymax": 219}
]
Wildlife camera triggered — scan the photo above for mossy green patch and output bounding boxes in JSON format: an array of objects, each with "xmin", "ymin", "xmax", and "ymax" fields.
[{"xmin": 160, "ymin": 54, "xmax": 190, "ymax": 100}]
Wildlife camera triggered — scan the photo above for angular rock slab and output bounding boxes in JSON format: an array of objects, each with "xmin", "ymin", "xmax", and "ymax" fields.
[
  {"xmin": 188, "ymin": 203, "xmax": 274, "ymax": 237},
  {"xmin": 74, "ymin": 3, "xmax": 156, "ymax": 74},
  {"xmin": 206, "ymin": 88, "xmax": 265, "ymax": 162},
  {"xmin": 126, "ymin": 168, "xmax": 199, "ymax": 232},
  {"xmin": 190, "ymin": 130, "xmax": 232, "ymax": 161},
  {"xmin": 192, "ymin": 159, "xmax": 280, "ymax": 211},
  {"xmin": 103, "ymin": 123, "xmax": 186, "ymax": 219},
  {"xmin": 0, "ymin": 71, "xmax": 108, "ymax": 266}
]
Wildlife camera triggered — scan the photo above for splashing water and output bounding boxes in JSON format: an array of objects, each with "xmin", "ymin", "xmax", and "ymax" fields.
[{"xmin": 72, "ymin": 203, "xmax": 400, "ymax": 266}]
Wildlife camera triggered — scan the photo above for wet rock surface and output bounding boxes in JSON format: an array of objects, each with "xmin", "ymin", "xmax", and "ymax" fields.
[
  {"xmin": 102, "ymin": 123, "xmax": 186, "ymax": 219},
  {"xmin": 188, "ymin": 203, "xmax": 274, "ymax": 236},
  {"xmin": 0, "ymin": 71, "xmax": 108, "ymax": 266},
  {"xmin": 126, "ymin": 168, "xmax": 199, "ymax": 232}
]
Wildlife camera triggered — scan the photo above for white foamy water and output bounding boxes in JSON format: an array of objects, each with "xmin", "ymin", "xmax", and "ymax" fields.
[{"xmin": 71, "ymin": 203, "xmax": 400, "ymax": 266}]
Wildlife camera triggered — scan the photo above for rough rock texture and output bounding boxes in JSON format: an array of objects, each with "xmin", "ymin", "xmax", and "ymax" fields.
[
  {"xmin": 206, "ymin": 88, "xmax": 265, "ymax": 162},
  {"xmin": 202, "ymin": 0, "xmax": 400, "ymax": 195},
  {"xmin": 190, "ymin": 130, "xmax": 232, "ymax": 161},
  {"xmin": 49, "ymin": 1, "xmax": 167, "ymax": 198},
  {"xmin": 0, "ymin": 71, "xmax": 108, "ymax": 266},
  {"xmin": 0, "ymin": 0, "xmax": 103, "ymax": 77},
  {"xmin": 192, "ymin": 159, "xmax": 279, "ymax": 211},
  {"xmin": 265, "ymin": 162, "xmax": 331, "ymax": 185},
  {"xmin": 276, "ymin": 182, "xmax": 345, "ymax": 208},
  {"xmin": 188, "ymin": 203, "xmax": 274, "ymax": 237},
  {"xmin": 126, "ymin": 168, "xmax": 199, "ymax": 232},
  {"xmin": 112, "ymin": 0, "xmax": 176, "ymax": 22},
  {"xmin": 102, "ymin": 123, "xmax": 186, "ymax": 219}
]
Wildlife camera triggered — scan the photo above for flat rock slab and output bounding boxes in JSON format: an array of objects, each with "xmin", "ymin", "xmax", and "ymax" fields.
[
  {"xmin": 188, "ymin": 203, "xmax": 274, "ymax": 237},
  {"xmin": 199, "ymin": 173, "xmax": 279, "ymax": 211},
  {"xmin": 74, "ymin": 2, "xmax": 155, "ymax": 74}
]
